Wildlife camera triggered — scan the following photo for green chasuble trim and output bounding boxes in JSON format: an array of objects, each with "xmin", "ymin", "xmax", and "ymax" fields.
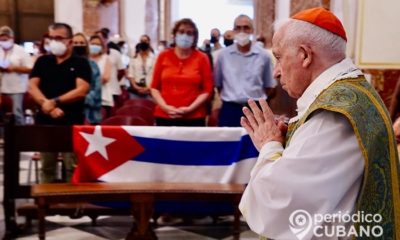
[{"xmin": 285, "ymin": 77, "xmax": 400, "ymax": 239}]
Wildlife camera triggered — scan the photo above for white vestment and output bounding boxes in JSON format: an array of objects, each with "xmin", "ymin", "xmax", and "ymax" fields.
[{"xmin": 239, "ymin": 58, "xmax": 365, "ymax": 240}]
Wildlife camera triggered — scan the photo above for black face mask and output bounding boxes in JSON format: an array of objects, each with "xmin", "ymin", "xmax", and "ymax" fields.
[
  {"xmin": 73, "ymin": 46, "xmax": 87, "ymax": 56},
  {"xmin": 138, "ymin": 42, "xmax": 150, "ymax": 51},
  {"xmin": 210, "ymin": 36, "xmax": 218, "ymax": 44},
  {"xmin": 224, "ymin": 39, "xmax": 234, "ymax": 47}
]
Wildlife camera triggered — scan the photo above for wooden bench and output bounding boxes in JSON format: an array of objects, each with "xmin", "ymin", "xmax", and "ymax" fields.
[{"xmin": 32, "ymin": 182, "xmax": 245, "ymax": 240}]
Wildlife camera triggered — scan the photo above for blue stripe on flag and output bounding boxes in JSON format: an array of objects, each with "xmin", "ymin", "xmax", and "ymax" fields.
[{"xmin": 132, "ymin": 135, "xmax": 258, "ymax": 166}]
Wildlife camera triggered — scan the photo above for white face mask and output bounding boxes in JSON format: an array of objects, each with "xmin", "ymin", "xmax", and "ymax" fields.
[
  {"xmin": 89, "ymin": 44, "xmax": 102, "ymax": 55},
  {"xmin": 44, "ymin": 44, "xmax": 51, "ymax": 53},
  {"xmin": 49, "ymin": 40, "xmax": 67, "ymax": 56},
  {"xmin": 235, "ymin": 32, "xmax": 251, "ymax": 47},
  {"xmin": 175, "ymin": 34, "xmax": 194, "ymax": 49},
  {"xmin": 0, "ymin": 39, "xmax": 13, "ymax": 49}
]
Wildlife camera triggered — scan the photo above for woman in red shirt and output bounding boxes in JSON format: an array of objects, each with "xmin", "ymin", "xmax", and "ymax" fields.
[{"xmin": 150, "ymin": 18, "xmax": 213, "ymax": 126}]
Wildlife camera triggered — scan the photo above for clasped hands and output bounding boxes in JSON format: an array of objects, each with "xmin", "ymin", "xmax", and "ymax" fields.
[
  {"xmin": 241, "ymin": 99, "xmax": 288, "ymax": 151},
  {"xmin": 41, "ymin": 99, "xmax": 64, "ymax": 119},
  {"xmin": 162, "ymin": 104, "xmax": 193, "ymax": 119}
]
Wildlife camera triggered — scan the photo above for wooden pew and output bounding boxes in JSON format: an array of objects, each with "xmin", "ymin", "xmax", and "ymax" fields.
[
  {"xmin": 32, "ymin": 182, "xmax": 245, "ymax": 240},
  {"xmin": 2, "ymin": 118, "xmax": 73, "ymax": 239}
]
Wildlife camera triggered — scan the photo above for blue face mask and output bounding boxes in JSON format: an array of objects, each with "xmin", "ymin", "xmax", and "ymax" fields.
[
  {"xmin": 175, "ymin": 34, "xmax": 194, "ymax": 49},
  {"xmin": 89, "ymin": 44, "xmax": 102, "ymax": 54}
]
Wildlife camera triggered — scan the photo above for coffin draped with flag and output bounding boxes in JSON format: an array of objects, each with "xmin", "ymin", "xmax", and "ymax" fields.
[{"xmin": 72, "ymin": 125, "xmax": 258, "ymax": 184}]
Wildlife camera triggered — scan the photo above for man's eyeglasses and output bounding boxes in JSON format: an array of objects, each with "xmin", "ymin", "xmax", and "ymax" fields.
[
  {"xmin": 234, "ymin": 25, "xmax": 251, "ymax": 31},
  {"xmin": 48, "ymin": 36, "xmax": 71, "ymax": 42}
]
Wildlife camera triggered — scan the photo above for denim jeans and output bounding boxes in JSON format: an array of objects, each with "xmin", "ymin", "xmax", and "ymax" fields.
[{"xmin": 5, "ymin": 93, "xmax": 25, "ymax": 125}]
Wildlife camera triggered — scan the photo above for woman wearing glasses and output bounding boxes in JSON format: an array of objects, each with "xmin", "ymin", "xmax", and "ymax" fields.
[{"xmin": 150, "ymin": 18, "xmax": 213, "ymax": 126}]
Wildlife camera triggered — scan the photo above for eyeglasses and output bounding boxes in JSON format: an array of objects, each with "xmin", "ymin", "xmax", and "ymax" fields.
[
  {"xmin": 234, "ymin": 25, "xmax": 251, "ymax": 31},
  {"xmin": 177, "ymin": 30, "xmax": 194, "ymax": 36},
  {"xmin": 48, "ymin": 36, "xmax": 71, "ymax": 42}
]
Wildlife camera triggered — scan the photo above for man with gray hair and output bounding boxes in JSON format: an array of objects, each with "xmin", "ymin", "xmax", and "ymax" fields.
[
  {"xmin": 239, "ymin": 7, "xmax": 399, "ymax": 239},
  {"xmin": 214, "ymin": 14, "xmax": 276, "ymax": 127},
  {"xmin": 0, "ymin": 26, "xmax": 33, "ymax": 124}
]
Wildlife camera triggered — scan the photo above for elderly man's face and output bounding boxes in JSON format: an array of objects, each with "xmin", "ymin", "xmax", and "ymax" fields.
[
  {"xmin": 272, "ymin": 27, "xmax": 311, "ymax": 99},
  {"xmin": 234, "ymin": 17, "xmax": 253, "ymax": 34}
]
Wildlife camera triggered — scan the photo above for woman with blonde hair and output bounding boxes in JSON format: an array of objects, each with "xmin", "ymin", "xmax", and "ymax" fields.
[{"xmin": 88, "ymin": 34, "xmax": 113, "ymax": 119}]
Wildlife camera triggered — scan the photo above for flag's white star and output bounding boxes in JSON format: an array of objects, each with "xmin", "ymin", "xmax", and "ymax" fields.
[{"xmin": 80, "ymin": 126, "xmax": 116, "ymax": 160}]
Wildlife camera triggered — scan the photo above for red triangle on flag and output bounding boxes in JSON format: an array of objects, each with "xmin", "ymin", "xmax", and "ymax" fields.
[{"xmin": 72, "ymin": 125, "xmax": 144, "ymax": 183}]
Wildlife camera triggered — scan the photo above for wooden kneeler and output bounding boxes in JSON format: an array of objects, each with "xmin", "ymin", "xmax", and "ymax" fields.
[{"xmin": 32, "ymin": 182, "xmax": 245, "ymax": 240}]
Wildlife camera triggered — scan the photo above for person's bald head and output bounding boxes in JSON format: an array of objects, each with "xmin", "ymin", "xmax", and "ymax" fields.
[{"xmin": 223, "ymin": 30, "xmax": 234, "ymax": 40}]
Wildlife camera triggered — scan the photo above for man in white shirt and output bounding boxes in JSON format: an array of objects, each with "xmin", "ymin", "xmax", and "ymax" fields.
[
  {"xmin": 239, "ymin": 7, "xmax": 400, "ymax": 240},
  {"xmin": 0, "ymin": 26, "xmax": 33, "ymax": 124}
]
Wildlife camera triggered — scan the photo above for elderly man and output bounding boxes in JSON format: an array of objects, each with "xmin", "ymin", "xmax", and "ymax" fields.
[
  {"xmin": 29, "ymin": 23, "xmax": 91, "ymax": 182},
  {"xmin": 239, "ymin": 7, "xmax": 399, "ymax": 240},
  {"xmin": 0, "ymin": 26, "xmax": 33, "ymax": 125},
  {"xmin": 214, "ymin": 15, "xmax": 276, "ymax": 127}
]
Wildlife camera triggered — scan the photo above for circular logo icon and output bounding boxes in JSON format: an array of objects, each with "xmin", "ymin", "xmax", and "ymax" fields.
[{"xmin": 289, "ymin": 209, "xmax": 313, "ymax": 240}]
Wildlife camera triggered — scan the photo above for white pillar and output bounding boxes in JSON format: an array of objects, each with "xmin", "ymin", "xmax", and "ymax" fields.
[
  {"xmin": 274, "ymin": 0, "xmax": 290, "ymax": 31},
  {"xmin": 54, "ymin": 0, "xmax": 83, "ymax": 33},
  {"xmin": 120, "ymin": 0, "xmax": 146, "ymax": 47}
]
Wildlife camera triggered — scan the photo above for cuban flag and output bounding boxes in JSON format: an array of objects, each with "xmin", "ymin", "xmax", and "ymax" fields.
[{"xmin": 72, "ymin": 125, "xmax": 258, "ymax": 184}]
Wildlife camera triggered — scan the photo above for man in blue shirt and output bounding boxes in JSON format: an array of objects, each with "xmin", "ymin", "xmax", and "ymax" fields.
[{"xmin": 214, "ymin": 14, "xmax": 276, "ymax": 127}]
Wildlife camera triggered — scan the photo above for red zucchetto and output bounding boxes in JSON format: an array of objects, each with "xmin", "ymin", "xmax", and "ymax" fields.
[{"xmin": 291, "ymin": 7, "xmax": 347, "ymax": 41}]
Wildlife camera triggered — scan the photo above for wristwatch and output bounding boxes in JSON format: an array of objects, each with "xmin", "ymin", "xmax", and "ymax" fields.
[{"xmin": 53, "ymin": 97, "xmax": 61, "ymax": 106}]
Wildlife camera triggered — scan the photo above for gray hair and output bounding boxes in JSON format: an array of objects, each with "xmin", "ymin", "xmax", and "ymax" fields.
[
  {"xmin": 282, "ymin": 19, "xmax": 346, "ymax": 59},
  {"xmin": 234, "ymin": 14, "xmax": 254, "ymax": 30}
]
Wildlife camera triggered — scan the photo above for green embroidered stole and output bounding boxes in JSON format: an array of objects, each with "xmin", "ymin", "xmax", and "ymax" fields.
[{"xmin": 285, "ymin": 77, "xmax": 400, "ymax": 239}]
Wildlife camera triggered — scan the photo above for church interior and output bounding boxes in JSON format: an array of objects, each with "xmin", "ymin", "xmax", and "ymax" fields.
[{"xmin": 0, "ymin": 0, "xmax": 399, "ymax": 239}]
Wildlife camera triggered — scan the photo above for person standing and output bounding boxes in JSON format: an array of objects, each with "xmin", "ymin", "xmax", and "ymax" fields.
[
  {"xmin": 72, "ymin": 32, "xmax": 102, "ymax": 125},
  {"xmin": 96, "ymin": 29, "xmax": 125, "ymax": 110},
  {"xmin": 239, "ymin": 8, "xmax": 400, "ymax": 239},
  {"xmin": 0, "ymin": 26, "xmax": 33, "ymax": 125},
  {"xmin": 214, "ymin": 15, "xmax": 276, "ymax": 127},
  {"xmin": 127, "ymin": 35, "xmax": 156, "ymax": 99},
  {"xmin": 28, "ymin": 23, "xmax": 91, "ymax": 183},
  {"xmin": 150, "ymin": 18, "xmax": 213, "ymax": 127},
  {"xmin": 89, "ymin": 35, "xmax": 113, "ymax": 119}
]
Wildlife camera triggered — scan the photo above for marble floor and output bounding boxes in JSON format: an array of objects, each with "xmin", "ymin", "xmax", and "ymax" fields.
[{"xmin": 0, "ymin": 151, "xmax": 259, "ymax": 240}]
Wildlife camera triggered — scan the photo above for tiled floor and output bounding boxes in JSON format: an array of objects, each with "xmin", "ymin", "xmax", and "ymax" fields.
[{"xmin": 0, "ymin": 151, "xmax": 259, "ymax": 239}]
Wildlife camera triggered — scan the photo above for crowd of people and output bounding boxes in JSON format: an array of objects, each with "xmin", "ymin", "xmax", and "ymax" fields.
[
  {"xmin": 0, "ymin": 14, "xmax": 276, "ymax": 182},
  {"xmin": 0, "ymin": 14, "xmax": 277, "ymax": 128},
  {"xmin": 1, "ymin": 8, "xmax": 399, "ymax": 239}
]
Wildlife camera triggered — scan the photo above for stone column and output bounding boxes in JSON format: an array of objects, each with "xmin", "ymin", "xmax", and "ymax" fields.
[
  {"xmin": 253, "ymin": 0, "xmax": 275, "ymax": 48},
  {"xmin": 290, "ymin": 0, "xmax": 326, "ymax": 15},
  {"xmin": 145, "ymin": 0, "xmax": 159, "ymax": 45},
  {"xmin": 82, "ymin": 0, "xmax": 119, "ymax": 36},
  {"xmin": 158, "ymin": 0, "xmax": 172, "ymax": 43}
]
